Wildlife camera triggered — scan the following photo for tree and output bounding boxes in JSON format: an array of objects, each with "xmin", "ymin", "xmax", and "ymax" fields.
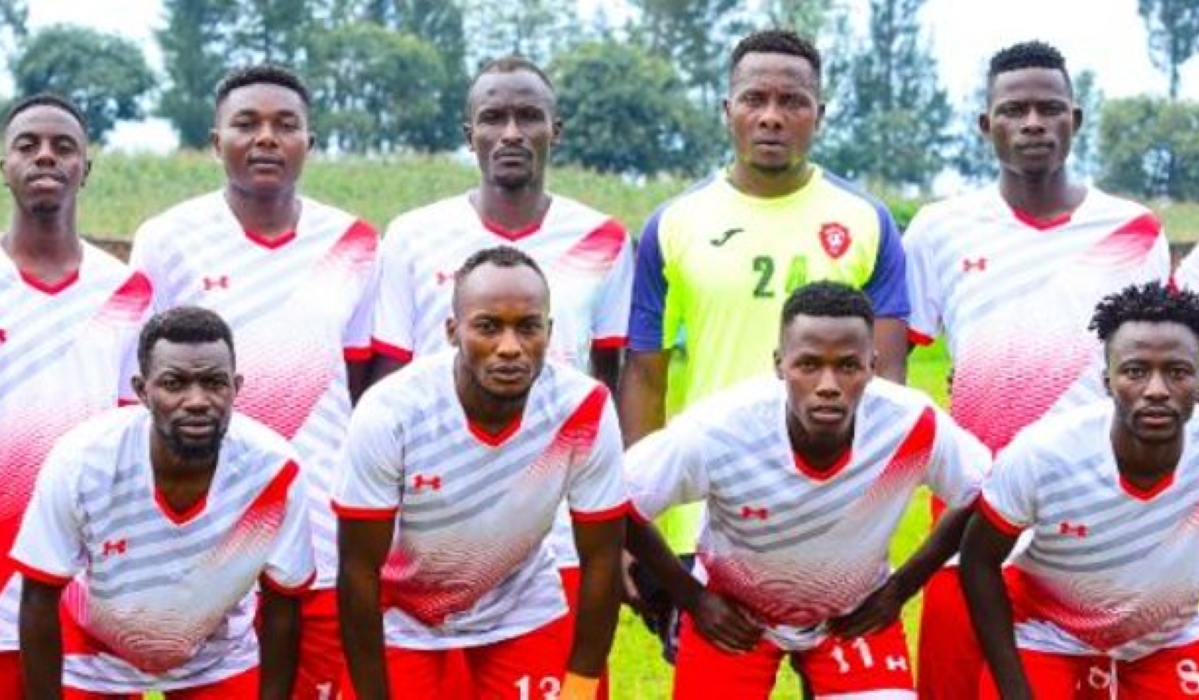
[
  {"xmin": 392, "ymin": 0, "xmax": 469, "ymax": 151},
  {"xmin": 0, "ymin": 0, "xmax": 26, "ymax": 58},
  {"xmin": 1138, "ymin": 0, "xmax": 1199, "ymax": 99},
  {"xmin": 460, "ymin": 0, "xmax": 574, "ymax": 68},
  {"xmin": 551, "ymin": 40, "xmax": 720, "ymax": 176},
  {"xmin": 1098, "ymin": 96, "xmax": 1199, "ymax": 201},
  {"xmin": 157, "ymin": 0, "xmax": 239, "ymax": 148},
  {"xmin": 12, "ymin": 25, "xmax": 154, "ymax": 144},
  {"xmin": 951, "ymin": 82, "xmax": 998, "ymax": 185},
  {"xmin": 1070, "ymin": 69, "xmax": 1102, "ymax": 180}
]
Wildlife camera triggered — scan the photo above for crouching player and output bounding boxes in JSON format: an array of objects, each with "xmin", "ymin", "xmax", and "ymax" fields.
[
  {"xmin": 11, "ymin": 307, "xmax": 314, "ymax": 698},
  {"xmin": 623, "ymin": 281, "xmax": 989, "ymax": 699},
  {"xmin": 962, "ymin": 281, "xmax": 1199, "ymax": 698},
  {"xmin": 336, "ymin": 246, "xmax": 625, "ymax": 699}
]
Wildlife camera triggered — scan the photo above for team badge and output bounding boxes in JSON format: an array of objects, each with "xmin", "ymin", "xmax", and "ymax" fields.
[{"xmin": 818, "ymin": 223, "xmax": 851, "ymax": 259}]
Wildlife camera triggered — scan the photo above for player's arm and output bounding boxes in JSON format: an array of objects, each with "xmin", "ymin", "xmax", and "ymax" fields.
[
  {"xmin": 19, "ymin": 578, "xmax": 66, "ymax": 698},
  {"xmin": 829, "ymin": 501, "xmax": 976, "ymax": 638},
  {"xmin": 366, "ymin": 354, "xmax": 408, "ymax": 387},
  {"xmin": 567, "ymin": 517, "xmax": 625, "ymax": 696},
  {"xmin": 959, "ymin": 508, "xmax": 1029, "ymax": 698},
  {"xmin": 338, "ymin": 517, "xmax": 395, "ymax": 700},
  {"xmin": 258, "ymin": 585, "xmax": 302, "ymax": 699},
  {"xmin": 617, "ymin": 350, "xmax": 669, "ymax": 445},
  {"xmin": 589, "ymin": 347, "xmax": 622, "ymax": 396},
  {"xmin": 873, "ymin": 318, "xmax": 908, "ymax": 384},
  {"xmin": 346, "ymin": 358, "xmax": 373, "ymax": 404}
]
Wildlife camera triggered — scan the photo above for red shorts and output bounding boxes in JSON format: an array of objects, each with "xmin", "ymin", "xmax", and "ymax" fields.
[
  {"xmin": 342, "ymin": 617, "xmax": 569, "ymax": 699},
  {"xmin": 980, "ymin": 637, "xmax": 1199, "ymax": 699},
  {"xmin": 293, "ymin": 587, "xmax": 345, "ymax": 699},
  {"xmin": 63, "ymin": 667, "xmax": 258, "ymax": 699},
  {"xmin": 673, "ymin": 613, "xmax": 915, "ymax": 699},
  {"xmin": 0, "ymin": 651, "xmax": 23, "ymax": 698},
  {"xmin": 917, "ymin": 566, "xmax": 984, "ymax": 699}
]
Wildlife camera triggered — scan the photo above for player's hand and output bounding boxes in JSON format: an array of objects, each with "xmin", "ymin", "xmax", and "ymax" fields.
[
  {"xmin": 690, "ymin": 590, "xmax": 762, "ymax": 654},
  {"xmin": 827, "ymin": 578, "xmax": 904, "ymax": 639},
  {"xmin": 620, "ymin": 551, "xmax": 647, "ymax": 615}
]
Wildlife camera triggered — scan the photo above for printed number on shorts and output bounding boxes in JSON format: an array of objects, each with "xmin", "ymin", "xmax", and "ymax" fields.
[
  {"xmin": 515, "ymin": 674, "xmax": 562, "ymax": 700},
  {"xmin": 1178, "ymin": 659, "xmax": 1199, "ymax": 695},
  {"xmin": 830, "ymin": 637, "xmax": 908, "ymax": 675}
]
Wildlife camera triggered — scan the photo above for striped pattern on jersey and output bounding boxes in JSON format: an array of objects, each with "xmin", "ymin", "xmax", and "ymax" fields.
[
  {"xmin": 0, "ymin": 243, "xmax": 151, "ymax": 651},
  {"xmin": 9, "ymin": 409, "xmax": 314, "ymax": 692},
  {"xmin": 980, "ymin": 403, "xmax": 1199, "ymax": 661},
  {"xmin": 626, "ymin": 376, "xmax": 987, "ymax": 651},
  {"xmin": 904, "ymin": 186, "xmax": 1168, "ymax": 453},
  {"xmin": 129, "ymin": 191, "xmax": 378, "ymax": 588},
  {"xmin": 370, "ymin": 192, "xmax": 633, "ymax": 570},
  {"xmin": 335, "ymin": 352, "xmax": 628, "ymax": 649}
]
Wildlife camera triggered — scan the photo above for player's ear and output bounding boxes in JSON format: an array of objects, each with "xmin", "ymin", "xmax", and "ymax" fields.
[
  {"xmin": 445, "ymin": 317, "xmax": 459, "ymax": 346},
  {"xmin": 81, "ymin": 158, "xmax": 92, "ymax": 188},
  {"xmin": 1102, "ymin": 365, "xmax": 1112, "ymax": 397},
  {"xmin": 773, "ymin": 349, "xmax": 783, "ymax": 379},
  {"xmin": 978, "ymin": 112, "xmax": 991, "ymax": 137},
  {"xmin": 209, "ymin": 128, "xmax": 221, "ymax": 160},
  {"xmin": 462, "ymin": 122, "xmax": 474, "ymax": 151},
  {"xmin": 132, "ymin": 375, "xmax": 147, "ymax": 404},
  {"xmin": 233, "ymin": 373, "xmax": 244, "ymax": 395},
  {"xmin": 551, "ymin": 117, "xmax": 563, "ymax": 146}
]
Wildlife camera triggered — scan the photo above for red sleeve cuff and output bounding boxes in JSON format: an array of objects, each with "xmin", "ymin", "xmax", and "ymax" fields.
[
  {"xmin": 344, "ymin": 346, "xmax": 373, "ymax": 363},
  {"xmin": 907, "ymin": 328, "xmax": 935, "ymax": 346},
  {"xmin": 331, "ymin": 500, "xmax": 399, "ymax": 521},
  {"xmin": 591, "ymin": 336, "xmax": 627, "ymax": 350},
  {"xmin": 10, "ymin": 557, "xmax": 73, "ymax": 587},
  {"xmin": 261, "ymin": 570, "xmax": 316, "ymax": 597},
  {"xmin": 978, "ymin": 496, "xmax": 1025, "ymax": 537},
  {"xmin": 627, "ymin": 503, "xmax": 652, "ymax": 526},
  {"xmin": 570, "ymin": 501, "xmax": 630, "ymax": 523},
  {"xmin": 370, "ymin": 339, "xmax": 413, "ymax": 364}
]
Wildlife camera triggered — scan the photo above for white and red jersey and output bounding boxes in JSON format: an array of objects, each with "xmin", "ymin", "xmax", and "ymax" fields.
[
  {"xmin": 9, "ymin": 408, "xmax": 314, "ymax": 693},
  {"xmin": 370, "ymin": 191, "xmax": 633, "ymax": 569},
  {"xmin": 129, "ymin": 191, "xmax": 378, "ymax": 587},
  {"xmin": 0, "ymin": 242, "xmax": 151, "ymax": 652},
  {"xmin": 626, "ymin": 376, "xmax": 988, "ymax": 651},
  {"xmin": 979, "ymin": 403, "xmax": 1199, "ymax": 661},
  {"xmin": 1172, "ymin": 245, "xmax": 1199, "ymax": 292},
  {"xmin": 904, "ymin": 186, "xmax": 1168, "ymax": 453},
  {"xmin": 334, "ymin": 351, "xmax": 628, "ymax": 649}
]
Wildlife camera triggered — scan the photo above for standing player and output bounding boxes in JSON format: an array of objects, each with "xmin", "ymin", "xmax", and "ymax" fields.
[
  {"xmin": 338, "ymin": 247, "xmax": 626, "ymax": 700},
  {"xmin": 128, "ymin": 65, "xmax": 378, "ymax": 698},
  {"xmin": 620, "ymin": 28, "xmax": 909, "ymax": 576},
  {"xmin": 903, "ymin": 41, "xmax": 1170, "ymax": 698},
  {"xmin": 962, "ymin": 282, "xmax": 1199, "ymax": 698},
  {"xmin": 368, "ymin": 55, "xmax": 632, "ymax": 696},
  {"xmin": 12, "ymin": 307, "xmax": 313, "ymax": 698},
  {"xmin": 0, "ymin": 94, "xmax": 152, "ymax": 696},
  {"xmin": 624, "ymin": 282, "xmax": 988, "ymax": 698}
]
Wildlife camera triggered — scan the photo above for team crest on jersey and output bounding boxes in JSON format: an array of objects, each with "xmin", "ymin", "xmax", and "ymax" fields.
[{"xmin": 818, "ymin": 223, "xmax": 851, "ymax": 259}]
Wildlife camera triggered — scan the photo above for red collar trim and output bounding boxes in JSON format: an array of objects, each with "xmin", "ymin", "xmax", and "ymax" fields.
[
  {"xmin": 1010, "ymin": 207, "xmax": 1073, "ymax": 231},
  {"xmin": 480, "ymin": 216, "xmax": 542, "ymax": 242},
  {"xmin": 793, "ymin": 448, "xmax": 853, "ymax": 482},
  {"xmin": 244, "ymin": 229, "xmax": 297, "ymax": 249},
  {"xmin": 19, "ymin": 267, "xmax": 79, "ymax": 295},
  {"xmin": 154, "ymin": 486, "xmax": 209, "ymax": 525},
  {"xmin": 1119, "ymin": 472, "xmax": 1176, "ymax": 501},
  {"xmin": 468, "ymin": 414, "xmax": 523, "ymax": 447}
]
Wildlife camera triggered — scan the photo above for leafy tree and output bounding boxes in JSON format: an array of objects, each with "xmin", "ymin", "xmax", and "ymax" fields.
[
  {"xmin": 0, "ymin": 0, "xmax": 26, "ymax": 56},
  {"xmin": 460, "ymin": 0, "xmax": 574, "ymax": 68},
  {"xmin": 760, "ymin": 0, "xmax": 836, "ymax": 37},
  {"xmin": 1098, "ymin": 95, "xmax": 1199, "ymax": 200},
  {"xmin": 817, "ymin": 0, "xmax": 951, "ymax": 190},
  {"xmin": 1137, "ymin": 0, "xmax": 1199, "ymax": 99},
  {"xmin": 551, "ymin": 39, "xmax": 720, "ymax": 177},
  {"xmin": 157, "ymin": 0, "xmax": 239, "ymax": 148},
  {"xmin": 392, "ymin": 0, "xmax": 469, "ymax": 151},
  {"xmin": 950, "ymin": 82, "xmax": 998, "ymax": 185},
  {"xmin": 1070, "ymin": 69, "xmax": 1102, "ymax": 180},
  {"xmin": 12, "ymin": 25, "xmax": 155, "ymax": 144}
]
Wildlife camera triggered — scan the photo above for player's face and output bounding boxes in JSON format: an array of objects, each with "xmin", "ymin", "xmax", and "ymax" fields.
[
  {"xmin": 724, "ymin": 52, "xmax": 823, "ymax": 176},
  {"xmin": 1, "ymin": 105, "xmax": 90, "ymax": 217},
  {"xmin": 135, "ymin": 340, "xmax": 242, "ymax": 464},
  {"xmin": 465, "ymin": 70, "xmax": 560, "ymax": 192},
  {"xmin": 981, "ymin": 67, "xmax": 1079, "ymax": 179},
  {"xmin": 775, "ymin": 314, "xmax": 874, "ymax": 448},
  {"xmin": 211, "ymin": 83, "xmax": 312, "ymax": 198},
  {"xmin": 448, "ymin": 263, "xmax": 551, "ymax": 405},
  {"xmin": 1105, "ymin": 321, "xmax": 1199, "ymax": 445}
]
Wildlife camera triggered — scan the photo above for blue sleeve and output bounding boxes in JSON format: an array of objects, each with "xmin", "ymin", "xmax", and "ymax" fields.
[
  {"xmin": 863, "ymin": 206, "xmax": 910, "ymax": 319},
  {"xmin": 627, "ymin": 208, "xmax": 670, "ymax": 352}
]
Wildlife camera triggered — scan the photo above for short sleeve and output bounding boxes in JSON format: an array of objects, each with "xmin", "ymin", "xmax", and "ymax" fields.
[
  {"xmin": 565, "ymin": 388, "xmax": 629, "ymax": 522},
  {"xmin": 261, "ymin": 460, "xmax": 316, "ymax": 594},
  {"xmin": 924, "ymin": 408, "xmax": 990, "ymax": 509},
  {"xmin": 591, "ymin": 221, "xmax": 635, "ymax": 348},
  {"xmin": 333, "ymin": 389, "xmax": 405, "ymax": 520},
  {"xmin": 343, "ymin": 221, "xmax": 381, "ymax": 361},
  {"xmin": 623, "ymin": 416, "xmax": 711, "ymax": 522},
  {"xmin": 978, "ymin": 436, "xmax": 1040, "ymax": 536},
  {"xmin": 862, "ymin": 206, "xmax": 910, "ymax": 320},
  {"xmin": 902, "ymin": 208, "xmax": 943, "ymax": 345},
  {"xmin": 369, "ymin": 217, "xmax": 417, "ymax": 364},
  {"xmin": 627, "ymin": 209, "xmax": 671, "ymax": 353},
  {"xmin": 9, "ymin": 439, "xmax": 86, "ymax": 585},
  {"xmin": 127, "ymin": 221, "xmax": 170, "ymax": 315}
]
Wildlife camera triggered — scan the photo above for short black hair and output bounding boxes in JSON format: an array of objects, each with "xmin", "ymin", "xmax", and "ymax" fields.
[
  {"xmin": 729, "ymin": 29, "xmax": 821, "ymax": 81},
  {"xmin": 465, "ymin": 55, "xmax": 556, "ymax": 118},
  {"xmin": 3, "ymin": 93, "xmax": 88, "ymax": 136},
  {"xmin": 452, "ymin": 245, "xmax": 549, "ymax": 314},
  {"xmin": 781, "ymin": 281, "xmax": 874, "ymax": 329},
  {"xmin": 138, "ymin": 306, "xmax": 236, "ymax": 374},
  {"xmin": 987, "ymin": 40, "xmax": 1072, "ymax": 100},
  {"xmin": 1089, "ymin": 281, "xmax": 1199, "ymax": 348},
  {"xmin": 215, "ymin": 64, "xmax": 311, "ymax": 110}
]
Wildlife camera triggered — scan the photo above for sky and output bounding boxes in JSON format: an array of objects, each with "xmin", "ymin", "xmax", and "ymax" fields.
[{"xmin": 21, "ymin": 0, "xmax": 1199, "ymax": 153}]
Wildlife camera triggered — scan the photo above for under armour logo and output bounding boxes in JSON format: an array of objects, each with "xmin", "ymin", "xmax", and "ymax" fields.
[
  {"xmin": 102, "ymin": 539, "xmax": 128, "ymax": 556},
  {"xmin": 962, "ymin": 258, "xmax": 987, "ymax": 272},
  {"xmin": 1059, "ymin": 521, "xmax": 1088, "ymax": 538},
  {"xmin": 412, "ymin": 474, "xmax": 442, "ymax": 491},
  {"xmin": 710, "ymin": 228, "xmax": 744, "ymax": 247},
  {"xmin": 740, "ymin": 505, "xmax": 769, "ymax": 520},
  {"xmin": 202, "ymin": 275, "xmax": 229, "ymax": 291},
  {"xmin": 885, "ymin": 655, "xmax": 909, "ymax": 671},
  {"xmin": 435, "ymin": 271, "xmax": 454, "ymax": 286}
]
